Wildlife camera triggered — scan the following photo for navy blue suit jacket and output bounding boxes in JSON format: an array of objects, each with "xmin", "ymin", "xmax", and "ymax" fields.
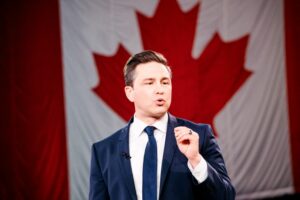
[{"xmin": 89, "ymin": 114, "xmax": 235, "ymax": 199}]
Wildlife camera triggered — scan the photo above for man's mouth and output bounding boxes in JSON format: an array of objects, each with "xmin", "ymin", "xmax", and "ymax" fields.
[{"xmin": 155, "ymin": 98, "xmax": 166, "ymax": 106}]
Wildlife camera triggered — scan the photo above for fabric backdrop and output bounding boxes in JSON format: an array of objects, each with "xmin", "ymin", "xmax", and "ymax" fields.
[{"xmin": 1, "ymin": 0, "xmax": 300, "ymax": 199}]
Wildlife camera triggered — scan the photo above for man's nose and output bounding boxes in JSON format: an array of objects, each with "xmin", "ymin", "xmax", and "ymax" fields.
[{"xmin": 155, "ymin": 83, "xmax": 164, "ymax": 94}]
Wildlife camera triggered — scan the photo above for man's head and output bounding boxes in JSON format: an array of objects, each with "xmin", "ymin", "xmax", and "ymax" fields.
[
  {"xmin": 124, "ymin": 50, "xmax": 171, "ymax": 86},
  {"xmin": 124, "ymin": 50, "xmax": 172, "ymax": 122}
]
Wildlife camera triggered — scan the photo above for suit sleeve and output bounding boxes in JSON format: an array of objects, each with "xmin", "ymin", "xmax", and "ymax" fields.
[
  {"xmin": 195, "ymin": 125, "xmax": 236, "ymax": 200},
  {"xmin": 89, "ymin": 144, "xmax": 110, "ymax": 200}
]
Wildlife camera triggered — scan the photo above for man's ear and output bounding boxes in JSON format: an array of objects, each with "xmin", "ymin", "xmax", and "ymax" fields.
[{"xmin": 124, "ymin": 86, "xmax": 134, "ymax": 102}]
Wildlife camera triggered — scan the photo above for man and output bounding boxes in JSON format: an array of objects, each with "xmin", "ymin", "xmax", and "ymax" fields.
[{"xmin": 89, "ymin": 50, "xmax": 235, "ymax": 200}]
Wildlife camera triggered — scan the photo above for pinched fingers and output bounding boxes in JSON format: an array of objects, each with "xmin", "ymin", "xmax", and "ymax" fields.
[{"xmin": 174, "ymin": 126, "xmax": 197, "ymax": 142}]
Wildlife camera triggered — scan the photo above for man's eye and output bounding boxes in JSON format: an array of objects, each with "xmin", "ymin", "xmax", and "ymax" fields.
[
  {"xmin": 145, "ymin": 82, "xmax": 153, "ymax": 85},
  {"xmin": 162, "ymin": 81, "xmax": 169, "ymax": 85}
]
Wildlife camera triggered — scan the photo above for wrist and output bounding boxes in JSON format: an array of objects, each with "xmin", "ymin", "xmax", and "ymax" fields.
[{"xmin": 189, "ymin": 153, "xmax": 201, "ymax": 169}]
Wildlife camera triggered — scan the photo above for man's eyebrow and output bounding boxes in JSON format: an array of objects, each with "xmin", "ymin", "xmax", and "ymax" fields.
[
  {"xmin": 161, "ymin": 77, "xmax": 171, "ymax": 80},
  {"xmin": 142, "ymin": 77, "xmax": 170, "ymax": 81},
  {"xmin": 142, "ymin": 78, "xmax": 155, "ymax": 81}
]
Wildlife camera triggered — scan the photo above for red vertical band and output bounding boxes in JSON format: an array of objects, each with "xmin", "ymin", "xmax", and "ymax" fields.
[
  {"xmin": 284, "ymin": 0, "xmax": 300, "ymax": 193},
  {"xmin": 0, "ymin": 0, "xmax": 69, "ymax": 199}
]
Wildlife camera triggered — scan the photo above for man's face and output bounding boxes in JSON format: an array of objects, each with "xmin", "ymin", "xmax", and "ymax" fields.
[{"xmin": 125, "ymin": 61, "xmax": 172, "ymax": 121}]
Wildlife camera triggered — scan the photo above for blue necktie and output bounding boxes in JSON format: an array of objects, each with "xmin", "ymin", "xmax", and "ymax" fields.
[{"xmin": 143, "ymin": 126, "xmax": 157, "ymax": 200}]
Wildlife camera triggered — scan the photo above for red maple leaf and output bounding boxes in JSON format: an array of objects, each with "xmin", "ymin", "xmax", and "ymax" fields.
[{"xmin": 92, "ymin": 0, "xmax": 252, "ymax": 136}]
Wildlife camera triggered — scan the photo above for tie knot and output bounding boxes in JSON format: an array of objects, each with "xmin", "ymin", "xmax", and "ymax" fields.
[{"xmin": 144, "ymin": 126, "xmax": 155, "ymax": 137}]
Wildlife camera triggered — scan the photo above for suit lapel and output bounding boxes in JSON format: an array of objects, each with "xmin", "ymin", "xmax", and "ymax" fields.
[
  {"xmin": 159, "ymin": 114, "xmax": 178, "ymax": 194},
  {"xmin": 117, "ymin": 120, "xmax": 137, "ymax": 200}
]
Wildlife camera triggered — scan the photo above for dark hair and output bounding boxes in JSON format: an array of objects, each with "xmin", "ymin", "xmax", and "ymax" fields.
[{"xmin": 124, "ymin": 50, "xmax": 171, "ymax": 86}]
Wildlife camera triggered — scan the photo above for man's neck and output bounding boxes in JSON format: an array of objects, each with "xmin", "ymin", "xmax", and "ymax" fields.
[{"xmin": 134, "ymin": 112, "xmax": 168, "ymax": 125}]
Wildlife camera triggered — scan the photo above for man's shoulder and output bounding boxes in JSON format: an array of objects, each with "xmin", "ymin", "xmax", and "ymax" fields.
[
  {"xmin": 174, "ymin": 115, "xmax": 211, "ymax": 132},
  {"xmin": 93, "ymin": 126, "xmax": 127, "ymax": 148}
]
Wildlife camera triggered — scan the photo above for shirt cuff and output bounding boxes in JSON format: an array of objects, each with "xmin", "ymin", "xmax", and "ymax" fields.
[{"xmin": 187, "ymin": 155, "xmax": 208, "ymax": 183}]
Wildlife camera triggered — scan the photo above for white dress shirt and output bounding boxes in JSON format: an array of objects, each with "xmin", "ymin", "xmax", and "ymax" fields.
[{"xmin": 129, "ymin": 113, "xmax": 208, "ymax": 200}]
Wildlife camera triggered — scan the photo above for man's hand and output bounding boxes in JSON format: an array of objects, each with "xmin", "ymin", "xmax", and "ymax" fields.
[{"xmin": 174, "ymin": 126, "xmax": 201, "ymax": 168}]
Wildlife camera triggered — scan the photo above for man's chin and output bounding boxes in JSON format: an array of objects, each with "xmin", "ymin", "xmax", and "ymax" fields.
[{"xmin": 151, "ymin": 109, "xmax": 168, "ymax": 119}]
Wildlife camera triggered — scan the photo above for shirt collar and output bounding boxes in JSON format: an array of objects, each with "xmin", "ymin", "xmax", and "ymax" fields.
[{"xmin": 131, "ymin": 113, "xmax": 168, "ymax": 138}]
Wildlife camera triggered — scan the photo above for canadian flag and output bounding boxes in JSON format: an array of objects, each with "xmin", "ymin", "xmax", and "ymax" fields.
[{"xmin": 1, "ymin": 0, "xmax": 299, "ymax": 199}]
